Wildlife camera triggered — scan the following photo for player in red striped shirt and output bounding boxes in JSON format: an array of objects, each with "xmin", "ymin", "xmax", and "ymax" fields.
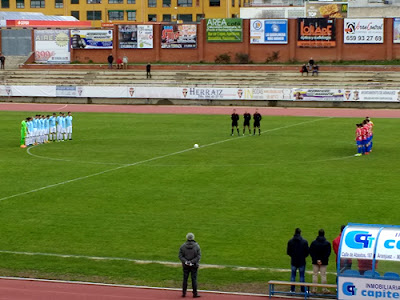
[
  {"xmin": 362, "ymin": 121, "xmax": 370, "ymax": 155},
  {"xmin": 355, "ymin": 124, "xmax": 363, "ymax": 156}
]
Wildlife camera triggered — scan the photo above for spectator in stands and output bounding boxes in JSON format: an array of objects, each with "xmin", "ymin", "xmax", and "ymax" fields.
[
  {"xmin": 122, "ymin": 55, "xmax": 128, "ymax": 70},
  {"xmin": 107, "ymin": 54, "xmax": 114, "ymax": 69},
  {"xmin": 179, "ymin": 233, "xmax": 201, "ymax": 298},
  {"xmin": 301, "ymin": 64, "xmax": 308, "ymax": 76},
  {"xmin": 287, "ymin": 228, "xmax": 309, "ymax": 293},
  {"xmin": 333, "ymin": 225, "xmax": 352, "ymax": 274},
  {"xmin": 0, "ymin": 53, "xmax": 5, "ymax": 70},
  {"xmin": 309, "ymin": 229, "xmax": 331, "ymax": 294},
  {"xmin": 116, "ymin": 57, "xmax": 123, "ymax": 69},
  {"xmin": 146, "ymin": 63, "xmax": 152, "ymax": 79},
  {"xmin": 312, "ymin": 64, "xmax": 319, "ymax": 76},
  {"xmin": 308, "ymin": 57, "xmax": 315, "ymax": 72}
]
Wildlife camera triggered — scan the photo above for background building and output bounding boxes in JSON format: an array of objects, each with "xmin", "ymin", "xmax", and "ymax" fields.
[{"xmin": 0, "ymin": 0, "xmax": 248, "ymax": 27}]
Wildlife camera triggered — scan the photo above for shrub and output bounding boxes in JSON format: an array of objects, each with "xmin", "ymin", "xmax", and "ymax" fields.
[
  {"xmin": 265, "ymin": 51, "xmax": 280, "ymax": 63},
  {"xmin": 215, "ymin": 53, "xmax": 231, "ymax": 64},
  {"xmin": 235, "ymin": 53, "xmax": 250, "ymax": 64}
]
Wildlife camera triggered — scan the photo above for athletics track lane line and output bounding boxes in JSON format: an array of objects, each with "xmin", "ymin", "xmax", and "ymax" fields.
[{"xmin": 0, "ymin": 117, "xmax": 331, "ymax": 203}]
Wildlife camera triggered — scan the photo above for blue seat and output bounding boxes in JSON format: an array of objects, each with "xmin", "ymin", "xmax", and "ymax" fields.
[
  {"xmin": 383, "ymin": 272, "xmax": 400, "ymax": 279},
  {"xmin": 342, "ymin": 269, "xmax": 360, "ymax": 276},
  {"xmin": 364, "ymin": 270, "xmax": 380, "ymax": 278}
]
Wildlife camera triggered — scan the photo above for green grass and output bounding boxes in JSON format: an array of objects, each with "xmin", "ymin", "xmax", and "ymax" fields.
[{"xmin": 0, "ymin": 111, "xmax": 399, "ymax": 293}]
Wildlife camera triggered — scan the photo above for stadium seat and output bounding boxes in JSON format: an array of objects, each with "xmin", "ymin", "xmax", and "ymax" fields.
[
  {"xmin": 383, "ymin": 272, "xmax": 400, "ymax": 279},
  {"xmin": 364, "ymin": 270, "xmax": 380, "ymax": 278},
  {"xmin": 342, "ymin": 269, "xmax": 360, "ymax": 276}
]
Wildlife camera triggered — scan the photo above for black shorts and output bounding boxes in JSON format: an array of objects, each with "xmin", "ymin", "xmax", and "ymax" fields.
[
  {"xmin": 232, "ymin": 121, "xmax": 238, "ymax": 127},
  {"xmin": 243, "ymin": 121, "xmax": 250, "ymax": 126},
  {"xmin": 254, "ymin": 122, "xmax": 260, "ymax": 128}
]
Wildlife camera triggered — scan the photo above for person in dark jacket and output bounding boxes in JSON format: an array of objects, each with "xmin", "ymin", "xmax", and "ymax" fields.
[
  {"xmin": 179, "ymin": 233, "xmax": 201, "ymax": 298},
  {"xmin": 287, "ymin": 228, "xmax": 309, "ymax": 292},
  {"xmin": 107, "ymin": 54, "xmax": 114, "ymax": 69},
  {"xmin": 146, "ymin": 63, "xmax": 151, "ymax": 79},
  {"xmin": 309, "ymin": 229, "xmax": 331, "ymax": 293}
]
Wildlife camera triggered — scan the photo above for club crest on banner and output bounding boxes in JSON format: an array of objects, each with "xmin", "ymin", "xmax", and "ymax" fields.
[{"xmin": 129, "ymin": 87, "xmax": 135, "ymax": 97}]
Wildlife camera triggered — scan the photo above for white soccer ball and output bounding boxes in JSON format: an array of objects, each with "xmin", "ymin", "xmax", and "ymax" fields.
[{"xmin": 194, "ymin": 144, "xmax": 199, "ymax": 148}]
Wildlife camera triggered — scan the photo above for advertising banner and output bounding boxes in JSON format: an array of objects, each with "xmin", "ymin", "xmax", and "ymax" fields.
[
  {"xmin": 70, "ymin": 30, "xmax": 113, "ymax": 49},
  {"xmin": 34, "ymin": 30, "xmax": 70, "ymax": 64},
  {"xmin": 119, "ymin": 25, "xmax": 153, "ymax": 49},
  {"xmin": 338, "ymin": 273, "xmax": 400, "ymax": 299},
  {"xmin": 375, "ymin": 227, "xmax": 400, "ymax": 261},
  {"xmin": 343, "ymin": 89, "xmax": 400, "ymax": 102},
  {"xmin": 344, "ymin": 19, "xmax": 384, "ymax": 44},
  {"xmin": 340, "ymin": 226, "xmax": 380, "ymax": 259},
  {"xmin": 161, "ymin": 24, "xmax": 197, "ymax": 49},
  {"xmin": 305, "ymin": 2, "xmax": 348, "ymax": 18},
  {"xmin": 206, "ymin": 18, "xmax": 243, "ymax": 42},
  {"xmin": 250, "ymin": 19, "xmax": 288, "ymax": 44},
  {"xmin": 56, "ymin": 86, "xmax": 77, "ymax": 97},
  {"xmin": 297, "ymin": 18, "xmax": 336, "ymax": 47},
  {"xmin": 292, "ymin": 89, "xmax": 344, "ymax": 101},
  {"xmin": 394, "ymin": 18, "xmax": 400, "ymax": 43}
]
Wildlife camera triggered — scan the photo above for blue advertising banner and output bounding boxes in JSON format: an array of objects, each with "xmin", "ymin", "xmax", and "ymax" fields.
[
  {"xmin": 70, "ymin": 30, "xmax": 113, "ymax": 49},
  {"xmin": 250, "ymin": 19, "xmax": 288, "ymax": 44}
]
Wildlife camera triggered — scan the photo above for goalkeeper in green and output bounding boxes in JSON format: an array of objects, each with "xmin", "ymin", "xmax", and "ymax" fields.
[{"xmin": 20, "ymin": 118, "xmax": 29, "ymax": 148}]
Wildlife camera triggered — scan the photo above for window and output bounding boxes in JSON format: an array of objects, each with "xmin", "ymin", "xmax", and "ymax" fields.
[
  {"xmin": 87, "ymin": 0, "xmax": 101, "ymax": 3},
  {"xmin": 148, "ymin": 0, "xmax": 156, "ymax": 7},
  {"xmin": 209, "ymin": 0, "xmax": 220, "ymax": 6},
  {"xmin": 162, "ymin": 0, "xmax": 170, "ymax": 7},
  {"xmin": 87, "ymin": 10, "xmax": 102, "ymax": 20},
  {"xmin": 178, "ymin": 0, "xmax": 191, "ymax": 6},
  {"xmin": 71, "ymin": 10, "xmax": 80, "ymax": 19},
  {"xmin": 148, "ymin": 14, "xmax": 156, "ymax": 21},
  {"xmin": 162, "ymin": 14, "xmax": 171, "ymax": 21},
  {"xmin": 232, "ymin": 0, "xmax": 235, "ymax": 6},
  {"xmin": 127, "ymin": 10, "xmax": 136, "ymax": 20},
  {"xmin": 109, "ymin": 10, "xmax": 124, "ymax": 20},
  {"xmin": 127, "ymin": 0, "xmax": 135, "ymax": 3},
  {"xmin": 109, "ymin": 0, "xmax": 123, "ymax": 3},
  {"xmin": 55, "ymin": 0, "xmax": 63, "ymax": 8},
  {"xmin": 16, "ymin": 0, "xmax": 24, "ymax": 8},
  {"xmin": 1, "ymin": 0, "xmax": 9, "ymax": 8},
  {"xmin": 71, "ymin": 0, "xmax": 78, "ymax": 3},
  {"xmin": 30, "ymin": 0, "xmax": 45, "ymax": 7},
  {"xmin": 178, "ymin": 14, "xmax": 192, "ymax": 22},
  {"xmin": 196, "ymin": 14, "xmax": 204, "ymax": 22}
]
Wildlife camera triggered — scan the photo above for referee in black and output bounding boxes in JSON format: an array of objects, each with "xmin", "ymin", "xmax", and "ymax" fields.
[
  {"xmin": 253, "ymin": 109, "xmax": 262, "ymax": 136},
  {"xmin": 243, "ymin": 111, "xmax": 251, "ymax": 135},
  {"xmin": 231, "ymin": 109, "xmax": 240, "ymax": 136}
]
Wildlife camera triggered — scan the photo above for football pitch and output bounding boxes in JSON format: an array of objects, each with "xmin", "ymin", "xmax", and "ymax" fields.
[{"xmin": 1, "ymin": 110, "xmax": 400, "ymax": 293}]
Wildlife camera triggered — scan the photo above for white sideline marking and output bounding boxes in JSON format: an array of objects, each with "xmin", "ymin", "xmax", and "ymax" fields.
[
  {"xmin": 0, "ymin": 250, "xmax": 336, "ymax": 275},
  {"xmin": 58, "ymin": 104, "xmax": 68, "ymax": 110},
  {"xmin": 0, "ymin": 276, "xmax": 268, "ymax": 297},
  {"xmin": 0, "ymin": 117, "xmax": 331, "ymax": 203}
]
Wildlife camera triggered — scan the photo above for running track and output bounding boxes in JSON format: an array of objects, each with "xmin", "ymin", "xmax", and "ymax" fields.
[{"xmin": 1, "ymin": 102, "xmax": 399, "ymax": 299}]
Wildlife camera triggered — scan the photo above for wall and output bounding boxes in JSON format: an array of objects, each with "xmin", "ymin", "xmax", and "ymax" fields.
[{"xmin": 2, "ymin": 18, "xmax": 400, "ymax": 63}]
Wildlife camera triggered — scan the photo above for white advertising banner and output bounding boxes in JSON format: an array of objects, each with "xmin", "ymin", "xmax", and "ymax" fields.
[
  {"xmin": 338, "ymin": 277, "xmax": 400, "ymax": 300},
  {"xmin": 34, "ymin": 30, "xmax": 70, "ymax": 64},
  {"xmin": 344, "ymin": 19, "xmax": 384, "ymax": 44},
  {"xmin": 9, "ymin": 85, "xmax": 55, "ymax": 97},
  {"xmin": 119, "ymin": 25, "xmax": 153, "ymax": 49},
  {"xmin": 77, "ymin": 86, "xmax": 127, "ymax": 98},
  {"xmin": 56, "ymin": 86, "xmax": 77, "ymax": 97},
  {"xmin": 340, "ymin": 226, "xmax": 380, "ymax": 260},
  {"xmin": 352, "ymin": 90, "xmax": 400, "ymax": 102},
  {"xmin": 292, "ymin": 89, "xmax": 344, "ymax": 101},
  {"xmin": 70, "ymin": 30, "xmax": 113, "ymax": 49},
  {"xmin": 375, "ymin": 228, "xmax": 400, "ymax": 261}
]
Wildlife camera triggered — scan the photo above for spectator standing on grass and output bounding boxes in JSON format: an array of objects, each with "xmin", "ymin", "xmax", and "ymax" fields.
[
  {"xmin": 0, "ymin": 53, "xmax": 5, "ymax": 70},
  {"xmin": 287, "ymin": 228, "xmax": 309, "ymax": 293},
  {"xmin": 309, "ymin": 229, "xmax": 331, "ymax": 294},
  {"xmin": 179, "ymin": 233, "xmax": 201, "ymax": 298},
  {"xmin": 333, "ymin": 225, "xmax": 352, "ymax": 273},
  {"xmin": 146, "ymin": 62, "xmax": 152, "ymax": 78},
  {"xmin": 107, "ymin": 54, "xmax": 114, "ymax": 69},
  {"xmin": 122, "ymin": 55, "xmax": 128, "ymax": 69}
]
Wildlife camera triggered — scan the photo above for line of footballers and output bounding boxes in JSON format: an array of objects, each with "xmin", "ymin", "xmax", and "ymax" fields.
[
  {"xmin": 355, "ymin": 116, "xmax": 374, "ymax": 156},
  {"xmin": 20, "ymin": 112, "xmax": 73, "ymax": 148},
  {"xmin": 231, "ymin": 109, "xmax": 262, "ymax": 136}
]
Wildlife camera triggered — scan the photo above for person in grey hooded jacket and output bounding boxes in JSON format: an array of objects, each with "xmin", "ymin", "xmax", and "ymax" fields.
[{"xmin": 179, "ymin": 232, "xmax": 201, "ymax": 298}]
